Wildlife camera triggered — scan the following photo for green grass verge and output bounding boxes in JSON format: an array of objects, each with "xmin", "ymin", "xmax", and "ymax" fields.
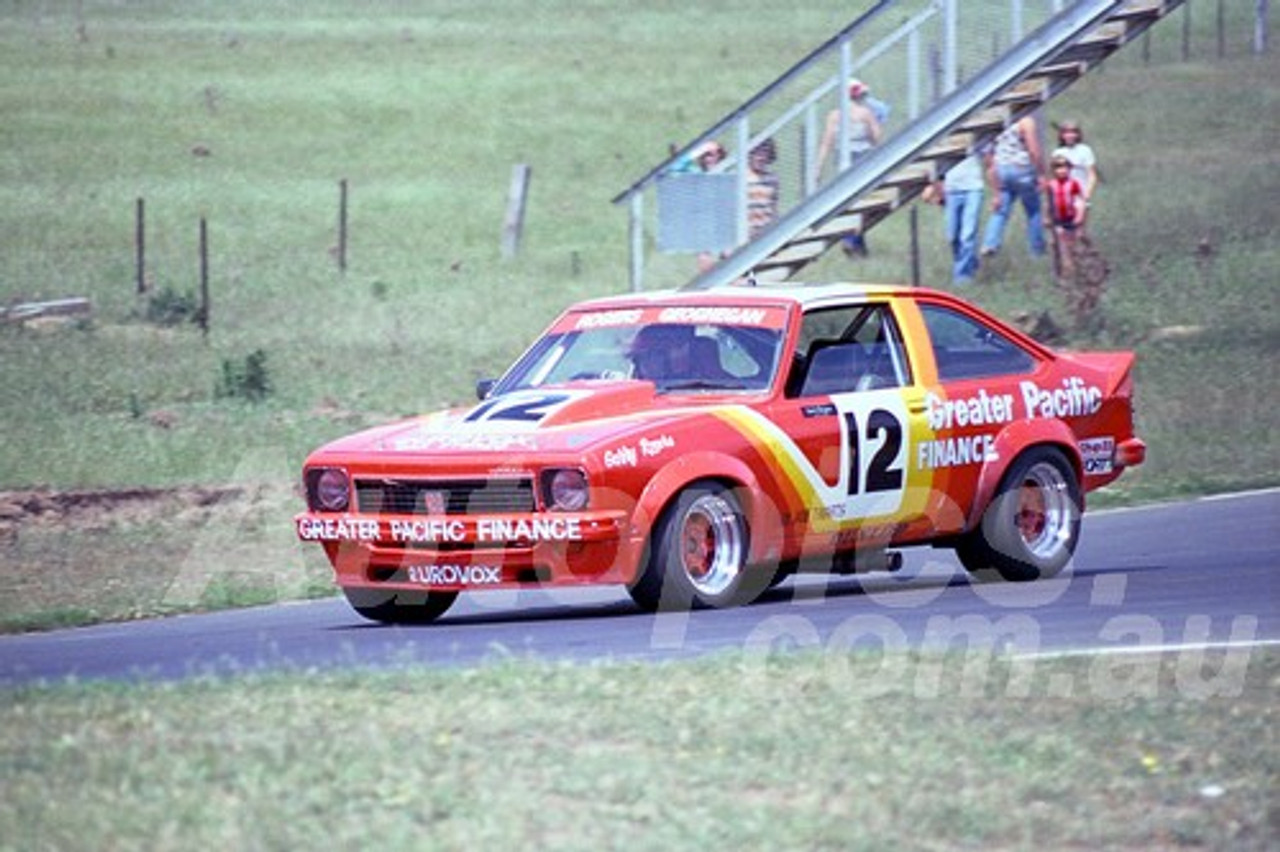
[{"xmin": 2, "ymin": 650, "xmax": 1275, "ymax": 850}]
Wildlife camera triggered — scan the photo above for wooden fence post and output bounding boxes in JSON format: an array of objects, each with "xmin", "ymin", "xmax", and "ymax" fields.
[
  {"xmin": 1258, "ymin": 0, "xmax": 1270, "ymax": 55},
  {"xmin": 502, "ymin": 164, "xmax": 531, "ymax": 260},
  {"xmin": 337, "ymin": 178, "xmax": 348, "ymax": 273},
  {"xmin": 135, "ymin": 197, "xmax": 146, "ymax": 294},
  {"xmin": 1182, "ymin": 0, "xmax": 1192, "ymax": 61},
  {"xmin": 1218, "ymin": 0, "xmax": 1226, "ymax": 59},
  {"xmin": 909, "ymin": 206, "xmax": 921, "ymax": 287},
  {"xmin": 198, "ymin": 217, "xmax": 210, "ymax": 337}
]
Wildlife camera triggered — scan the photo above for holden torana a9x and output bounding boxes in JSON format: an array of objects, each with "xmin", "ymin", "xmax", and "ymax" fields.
[{"xmin": 296, "ymin": 282, "xmax": 1145, "ymax": 623}]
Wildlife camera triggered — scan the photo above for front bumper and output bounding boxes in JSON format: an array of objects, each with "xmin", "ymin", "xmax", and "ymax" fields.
[{"xmin": 295, "ymin": 510, "xmax": 637, "ymax": 592}]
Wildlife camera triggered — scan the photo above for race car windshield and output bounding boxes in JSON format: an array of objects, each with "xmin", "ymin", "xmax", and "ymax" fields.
[{"xmin": 495, "ymin": 322, "xmax": 783, "ymax": 394}]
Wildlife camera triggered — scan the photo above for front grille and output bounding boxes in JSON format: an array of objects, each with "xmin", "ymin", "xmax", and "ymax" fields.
[{"xmin": 354, "ymin": 477, "xmax": 536, "ymax": 516}]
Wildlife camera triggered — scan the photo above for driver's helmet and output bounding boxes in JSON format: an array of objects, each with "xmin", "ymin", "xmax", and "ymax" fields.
[{"xmin": 627, "ymin": 324, "xmax": 694, "ymax": 380}]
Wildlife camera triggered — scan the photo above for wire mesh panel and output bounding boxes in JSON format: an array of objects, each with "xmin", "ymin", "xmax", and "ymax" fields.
[{"xmin": 655, "ymin": 173, "xmax": 738, "ymax": 254}]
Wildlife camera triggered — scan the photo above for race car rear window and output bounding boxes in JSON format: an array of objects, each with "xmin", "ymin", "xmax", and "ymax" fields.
[{"xmin": 920, "ymin": 304, "xmax": 1037, "ymax": 381}]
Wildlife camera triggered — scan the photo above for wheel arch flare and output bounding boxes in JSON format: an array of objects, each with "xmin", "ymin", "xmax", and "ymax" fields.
[{"xmin": 970, "ymin": 418, "xmax": 1084, "ymax": 530}]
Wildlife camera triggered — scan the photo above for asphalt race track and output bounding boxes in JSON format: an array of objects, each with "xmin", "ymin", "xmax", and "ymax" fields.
[{"xmin": 1, "ymin": 490, "xmax": 1276, "ymax": 685}]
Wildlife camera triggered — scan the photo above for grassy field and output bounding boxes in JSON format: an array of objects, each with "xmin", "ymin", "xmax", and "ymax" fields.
[
  {"xmin": 2, "ymin": 650, "xmax": 1276, "ymax": 850},
  {"xmin": 1, "ymin": 3, "xmax": 1277, "ymax": 849}
]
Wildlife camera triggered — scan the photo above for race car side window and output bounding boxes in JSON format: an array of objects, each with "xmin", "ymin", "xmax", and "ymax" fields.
[
  {"xmin": 920, "ymin": 304, "xmax": 1037, "ymax": 381},
  {"xmin": 789, "ymin": 304, "xmax": 910, "ymax": 397}
]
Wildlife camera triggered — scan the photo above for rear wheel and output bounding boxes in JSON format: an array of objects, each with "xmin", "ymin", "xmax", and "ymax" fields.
[
  {"xmin": 956, "ymin": 447, "xmax": 1081, "ymax": 582},
  {"xmin": 628, "ymin": 482, "xmax": 766, "ymax": 611},
  {"xmin": 343, "ymin": 588, "xmax": 458, "ymax": 624}
]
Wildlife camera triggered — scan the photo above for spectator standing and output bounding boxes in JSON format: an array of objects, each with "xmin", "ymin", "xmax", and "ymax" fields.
[
  {"xmin": 1046, "ymin": 153, "xmax": 1086, "ymax": 281},
  {"xmin": 930, "ymin": 150, "xmax": 987, "ymax": 285},
  {"xmin": 865, "ymin": 89, "xmax": 891, "ymax": 128},
  {"xmin": 670, "ymin": 139, "xmax": 727, "ymax": 175},
  {"xmin": 1051, "ymin": 119, "xmax": 1097, "ymax": 229},
  {"xmin": 746, "ymin": 138, "xmax": 779, "ymax": 240},
  {"xmin": 815, "ymin": 79, "xmax": 883, "ymax": 257},
  {"xmin": 980, "ymin": 114, "xmax": 1047, "ymax": 259}
]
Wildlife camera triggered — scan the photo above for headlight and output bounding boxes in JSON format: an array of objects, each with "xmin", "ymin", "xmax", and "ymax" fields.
[
  {"xmin": 542, "ymin": 468, "xmax": 589, "ymax": 512},
  {"xmin": 306, "ymin": 467, "xmax": 351, "ymax": 512}
]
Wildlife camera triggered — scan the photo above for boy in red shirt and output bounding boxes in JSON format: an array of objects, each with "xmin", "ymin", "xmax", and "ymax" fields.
[{"xmin": 1047, "ymin": 154, "xmax": 1085, "ymax": 281}]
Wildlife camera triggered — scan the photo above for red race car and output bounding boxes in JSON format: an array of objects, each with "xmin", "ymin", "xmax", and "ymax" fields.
[{"xmin": 297, "ymin": 283, "xmax": 1144, "ymax": 623}]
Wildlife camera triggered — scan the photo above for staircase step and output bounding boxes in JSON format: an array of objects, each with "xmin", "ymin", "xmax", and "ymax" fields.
[
  {"xmin": 921, "ymin": 134, "xmax": 975, "ymax": 161},
  {"xmin": 1054, "ymin": 41, "xmax": 1121, "ymax": 66},
  {"xmin": 1108, "ymin": 0, "xmax": 1170, "ymax": 24},
  {"xmin": 790, "ymin": 213, "xmax": 865, "ymax": 245},
  {"xmin": 858, "ymin": 208, "xmax": 894, "ymax": 235},
  {"xmin": 1056, "ymin": 21, "xmax": 1129, "ymax": 64},
  {"xmin": 882, "ymin": 163, "xmax": 936, "ymax": 191},
  {"xmin": 848, "ymin": 188, "xmax": 899, "ymax": 216},
  {"xmin": 755, "ymin": 240, "xmax": 828, "ymax": 268},
  {"xmin": 752, "ymin": 257, "xmax": 804, "ymax": 276},
  {"xmin": 1080, "ymin": 21, "xmax": 1130, "ymax": 46},
  {"xmin": 751, "ymin": 255, "xmax": 799, "ymax": 274},
  {"xmin": 955, "ymin": 106, "xmax": 1009, "ymax": 135},
  {"xmin": 1028, "ymin": 60, "xmax": 1090, "ymax": 83},
  {"xmin": 995, "ymin": 77, "xmax": 1050, "ymax": 108},
  {"xmin": 748, "ymin": 265, "xmax": 794, "ymax": 283}
]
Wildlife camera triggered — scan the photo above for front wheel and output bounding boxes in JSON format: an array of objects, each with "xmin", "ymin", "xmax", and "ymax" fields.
[
  {"xmin": 343, "ymin": 588, "xmax": 458, "ymax": 624},
  {"xmin": 956, "ymin": 447, "xmax": 1081, "ymax": 582},
  {"xmin": 628, "ymin": 482, "xmax": 766, "ymax": 611}
]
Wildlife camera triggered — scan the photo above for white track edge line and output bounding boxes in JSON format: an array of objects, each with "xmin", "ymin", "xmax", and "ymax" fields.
[
  {"xmin": 1090, "ymin": 485, "xmax": 1280, "ymax": 517},
  {"xmin": 1013, "ymin": 637, "xmax": 1280, "ymax": 661}
]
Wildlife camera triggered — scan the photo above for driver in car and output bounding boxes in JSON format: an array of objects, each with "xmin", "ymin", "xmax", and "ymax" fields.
[
  {"xmin": 628, "ymin": 324, "xmax": 732, "ymax": 384},
  {"xmin": 628, "ymin": 324, "xmax": 693, "ymax": 382}
]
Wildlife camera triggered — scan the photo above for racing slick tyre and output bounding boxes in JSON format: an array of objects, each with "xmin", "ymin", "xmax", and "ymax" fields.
[
  {"xmin": 342, "ymin": 588, "xmax": 459, "ymax": 624},
  {"xmin": 955, "ymin": 446, "xmax": 1081, "ymax": 582},
  {"xmin": 628, "ymin": 482, "xmax": 768, "ymax": 611}
]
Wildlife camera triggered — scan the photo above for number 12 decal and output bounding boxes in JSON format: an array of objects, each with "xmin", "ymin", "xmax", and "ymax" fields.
[
  {"xmin": 834, "ymin": 393, "xmax": 908, "ymax": 518},
  {"xmin": 844, "ymin": 409, "xmax": 904, "ymax": 495}
]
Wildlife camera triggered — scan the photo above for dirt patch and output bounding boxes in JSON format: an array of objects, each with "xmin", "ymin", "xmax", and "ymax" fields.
[{"xmin": 0, "ymin": 486, "xmax": 247, "ymax": 537}]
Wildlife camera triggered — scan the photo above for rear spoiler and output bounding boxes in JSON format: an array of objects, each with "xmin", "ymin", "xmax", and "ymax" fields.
[{"xmin": 1060, "ymin": 350, "xmax": 1136, "ymax": 397}]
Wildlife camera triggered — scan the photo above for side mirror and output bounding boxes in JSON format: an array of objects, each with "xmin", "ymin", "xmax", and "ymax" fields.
[{"xmin": 475, "ymin": 378, "xmax": 497, "ymax": 400}]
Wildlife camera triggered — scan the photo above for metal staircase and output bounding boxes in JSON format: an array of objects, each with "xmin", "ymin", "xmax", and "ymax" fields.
[{"xmin": 612, "ymin": 0, "xmax": 1187, "ymax": 292}]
